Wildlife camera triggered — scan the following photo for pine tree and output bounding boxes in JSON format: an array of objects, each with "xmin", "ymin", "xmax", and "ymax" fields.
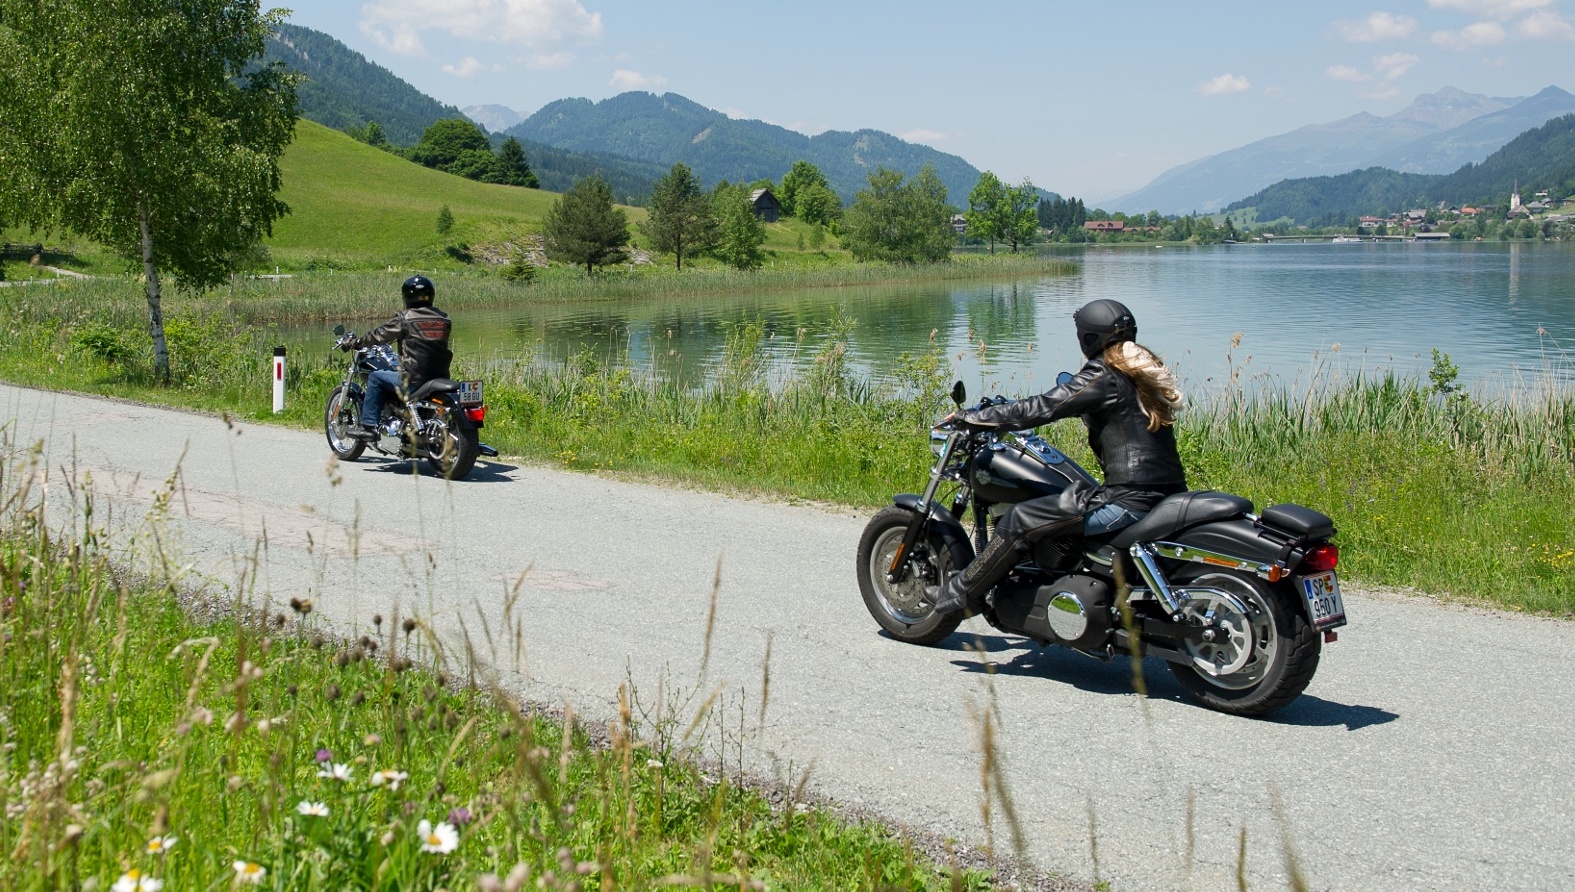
[
  {"xmin": 542, "ymin": 176, "xmax": 630, "ymax": 275},
  {"xmin": 436, "ymin": 204, "xmax": 454, "ymax": 234}
]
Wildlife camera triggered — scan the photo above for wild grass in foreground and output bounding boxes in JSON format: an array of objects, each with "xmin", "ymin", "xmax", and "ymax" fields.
[
  {"xmin": 0, "ymin": 282, "xmax": 1571, "ymax": 614},
  {"xmin": 0, "ymin": 452, "xmax": 1002, "ymax": 891}
]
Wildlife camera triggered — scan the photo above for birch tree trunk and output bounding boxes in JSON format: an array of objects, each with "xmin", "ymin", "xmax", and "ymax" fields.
[{"xmin": 139, "ymin": 202, "xmax": 170, "ymax": 384}]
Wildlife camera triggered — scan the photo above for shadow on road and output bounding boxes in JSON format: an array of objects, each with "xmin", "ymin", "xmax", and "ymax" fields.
[
  {"xmin": 1266, "ymin": 695, "xmax": 1399, "ymax": 730},
  {"xmin": 946, "ymin": 641, "xmax": 1400, "ymax": 727},
  {"xmin": 358, "ymin": 458, "xmax": 519, "ymax": 483}
]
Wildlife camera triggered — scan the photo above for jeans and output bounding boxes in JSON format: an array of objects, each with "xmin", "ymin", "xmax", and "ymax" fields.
[
  {"xmin": 1083, "ymin": 503, "xmax": 1144, "ymax": 536},
  {"xmin": 361, "ymin": 369, "xmax": 402, "ymax": 430}
]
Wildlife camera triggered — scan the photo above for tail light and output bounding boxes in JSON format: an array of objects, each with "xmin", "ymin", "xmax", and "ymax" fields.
[
  {"xmin": 1301, "ymin": 543, "xmax": 1339, "ymax": 573},
  {"xmin": 464, "ymin": 405, "xmax": 486, "ymax": 423}
]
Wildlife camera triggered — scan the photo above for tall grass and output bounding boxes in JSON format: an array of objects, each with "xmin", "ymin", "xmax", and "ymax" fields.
[
  {"xmin": 0, "ymin": 440, "xmax": 1002, "ymax": 891},
  {"xmin": 0, "ymin": 281, "xmax": 1570, "ymax": 613}
]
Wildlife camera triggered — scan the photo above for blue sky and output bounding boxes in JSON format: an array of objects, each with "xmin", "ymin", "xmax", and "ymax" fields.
[{"xmin": 282, "ymin": 1, "xmax": 1575, "ymax": 201}]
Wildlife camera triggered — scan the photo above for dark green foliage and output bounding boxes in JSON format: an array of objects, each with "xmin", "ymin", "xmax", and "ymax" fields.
[
  {"xmin": 841, "ymin": 166, "xmax": 956, "ymax": 264},
  {"xmin": 263, "ymin": 23, "xmax": 465, "ymax": 146},
  {"xmin": 710, "ymin": 183, "xmax": 765, "ymax": 270},
  {"xmin": 495, "ymin": 137, "xmax": 539, "ymax": 188},
  {"xmin": 542, "ymin": 175, "xmax": 630, "ymax": 275},
  {"xmin": 640, "ymin": 162, "xmax": 714, "ymax": 270},
  {"xmin": 436, "ymin": 204, "xmax": 454, "ymax": 234},
  {"xmin": 0, "ymin": 0, "xmax": 298, "ymax": 384},
  {"xmin": 1037, "ymin": 196, "xmax": 1089, "ymax": 241},
  {"xmin": 409, "ymin": 118, "xmax": 492, "ymax": 170},
  {"xmin": 509, "ymin": 91, "xmax": 994, "ymax": 204},
  {"xmin": 1228, "ymin": 113, "xmax": 1575, "ymax": 222}
]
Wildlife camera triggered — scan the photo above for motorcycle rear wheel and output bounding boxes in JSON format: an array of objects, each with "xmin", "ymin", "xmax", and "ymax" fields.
[
  {"xmin": 425, "ymin": 415, "xmax": 480, "ymax": 480},
  {"xmin": 856, "ymin": 506, "xmax": 968, "ymax": 645},
  {"xmin": 324, "ymin": 386, "xmax": 365, "ymax": 461},
  {"xmin": 1165, "ymin": 568, "xmax": 1321, "ymax": 716}
]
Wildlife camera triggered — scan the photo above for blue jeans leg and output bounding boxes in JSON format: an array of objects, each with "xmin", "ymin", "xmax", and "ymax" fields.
[
  {"xmin": 362, "ymin": 369, "xmax": 401, "ymax": 429},
  {"xmin": 1083, "ymin": 503, "xmax": 1144, "ymax": 536}
]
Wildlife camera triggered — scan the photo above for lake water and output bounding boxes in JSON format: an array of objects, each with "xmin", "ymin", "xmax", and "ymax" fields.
[{"xmin": 292, "ymin": 241, "xmax": 1575, "ymax": 398}]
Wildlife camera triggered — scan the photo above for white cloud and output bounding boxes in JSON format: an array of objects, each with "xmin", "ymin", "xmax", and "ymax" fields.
[
  {"xmin": 441, "ymin": 56, "xmax": 486, "ymax": 77},
  {"xmin": 1195, "ymin": 73, "xmax": 1251, "ymax": 96},
  {"xmin": 1427, "ymin": 0, "xmax": 1552, "ymax": 18},
  {"xmin": 1431, "ymin": 20, "xmax": 1508, "ymax": 48},
  {"xmin": 1333, "ymin": 12, "xmax": 1418, "ymax": 41},
  {"xmin": 361, "ymin": 0, "xmax": 604, "ymax": 55},
  {"xmin": 1326, "ymin": 65, "xmax": 1372, "ymax": 82},
  {"xmin": 609, "ymin": 69, "xmax": 666, "ymax": 90},
  {"xmin": 525, "ymin": 51, "xmax": 576, "ymax": 70},
  {"xmin": 901, "ymin": 128, "xmax": 948, "ymax": 143},
  {"xmin": 1374, "ymin": 51, "xmax": 1420, "ymax": 79},
  {"xmin": 1517, "ymin": 8, "xmax": 1575, "ymax": 36}
]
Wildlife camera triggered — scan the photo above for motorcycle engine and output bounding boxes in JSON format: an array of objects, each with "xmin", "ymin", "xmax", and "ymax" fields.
[
  {"xmin": 991, "ymin": 574, "xmax": 1112, "ymax": 651},
  {"xmin": 1032, "ymin": 535, "xmax": 1084, "ymax": 572}
]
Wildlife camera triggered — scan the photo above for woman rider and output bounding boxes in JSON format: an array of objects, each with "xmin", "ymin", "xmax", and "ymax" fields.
[{"xmin": 930, "ymin": 299, "xmax": 1187, "ymax": 616}]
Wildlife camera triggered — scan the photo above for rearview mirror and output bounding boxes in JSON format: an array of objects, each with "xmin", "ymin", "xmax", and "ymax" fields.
[
  {"xmin": 950, "ymin": 380, "xmax": 967, "ymax": 407},
  {"xmin": 1056, "ymin": 371, "xmax": 1073, "ymax": 387},
  {"xmin": 333, "ymin": 324, "xmax": 346, "ymax": 336}
]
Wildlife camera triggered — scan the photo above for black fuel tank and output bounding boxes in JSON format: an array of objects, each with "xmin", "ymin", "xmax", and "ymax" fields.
[{"xmin": 968, "ymin": 436, "xmax": 1097, "ymax": 505}]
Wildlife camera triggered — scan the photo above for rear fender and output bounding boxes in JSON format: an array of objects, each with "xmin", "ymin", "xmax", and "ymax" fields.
[
  {"xmin": 1161, "ymin": 518, "xmax": 1330, "ymax": 627},
  {"xmin": 893, "ymin": 495, "xmax": 976, "ymax": 563}
]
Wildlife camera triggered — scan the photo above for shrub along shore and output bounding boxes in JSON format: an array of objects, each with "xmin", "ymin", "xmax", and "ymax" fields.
[{"xmin": 1, "ymin": 273, "xmax": 1571, "ymax": 615}]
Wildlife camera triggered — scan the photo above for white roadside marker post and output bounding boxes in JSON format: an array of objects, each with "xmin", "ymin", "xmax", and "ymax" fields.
[{"xmin": 272, "ymin": 346, "xmax": 286, "ymax": 414}]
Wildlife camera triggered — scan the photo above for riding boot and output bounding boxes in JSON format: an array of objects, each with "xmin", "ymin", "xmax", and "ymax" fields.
[{"xmin": 931, "ymin": 532, "xmax": 1023, "ymax": 616}]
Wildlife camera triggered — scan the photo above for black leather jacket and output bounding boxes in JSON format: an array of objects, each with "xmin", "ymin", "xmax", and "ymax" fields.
[
  {"xmin": 963, "ymin": 356, "xmax": 1186, "ymax": 488},
  {"xmin": 350, "ymin": 305, "xmax": 453, "ymax": 388}
]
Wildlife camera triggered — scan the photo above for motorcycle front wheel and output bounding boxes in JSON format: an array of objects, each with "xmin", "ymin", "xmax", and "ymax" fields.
[
  {"xmin": 425, "ymin": 413, "xmax": 480, "ymax": 480},
  {"xmin": 324, "ymin": 385, "xmax": 366, "ymax": 461},
  {"xmin": 856, "ymin": 506, "xmax": 969, "ymax": 646},
  {"xmin": 1165, "ymin": 568, "xmax": 1321, "ymax": 717}
]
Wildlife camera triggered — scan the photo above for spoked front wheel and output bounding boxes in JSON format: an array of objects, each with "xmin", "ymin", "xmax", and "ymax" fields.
[
  {"xmin": 856, "ymin": 506, "xmax": 968, "ymax": 646},
  {"xmin": 324, "ymin": 386, "xmax": 366, "ymax": 461}
]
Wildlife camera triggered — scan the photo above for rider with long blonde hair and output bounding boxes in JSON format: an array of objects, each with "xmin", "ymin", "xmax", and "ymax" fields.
[{"xmin": 931, "ymin": 299, "xmax": 1187, "ymax": 616}]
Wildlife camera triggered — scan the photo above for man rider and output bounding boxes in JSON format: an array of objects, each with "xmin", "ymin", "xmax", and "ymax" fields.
[
  {"xmin": 930, "ymin": 299, "xmax": 1187, "ymax": 616},
  {"xmin": 341, "ymin": 274, "xmax": 453, "ymax": 439}
]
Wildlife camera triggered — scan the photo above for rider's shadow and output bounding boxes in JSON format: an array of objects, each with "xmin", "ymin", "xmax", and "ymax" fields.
[
  {"xmin": 949, "ymin": 642, "xmax": 1399, "ymax": 729},
  {"xmin": 362, "ymin": 459, "xmax": 519, "ymax": 483}
]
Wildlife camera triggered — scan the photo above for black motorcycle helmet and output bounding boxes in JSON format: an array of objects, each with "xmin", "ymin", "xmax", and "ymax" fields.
[
  {"xmin": 1074, "ymin": 299, "xmax": 1137, "ymax": 358},
  {"xmin": 402, "ymin": 274, "xmax": 436, "ymax": 309}
]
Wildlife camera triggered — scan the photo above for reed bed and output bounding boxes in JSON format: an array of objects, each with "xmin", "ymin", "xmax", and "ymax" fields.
[
  {"xmin": 0, "ymin": 442, "xmax": 1004, "ymax": 891},
  {"xmin": 0, "ymin": 254, "xmax": 1079, "ymax": 329}
]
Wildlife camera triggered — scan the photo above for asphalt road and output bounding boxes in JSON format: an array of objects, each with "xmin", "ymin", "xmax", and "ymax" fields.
[{"xmin": 5, "ymin": 383, "xmax": 1572, "ymax": 892}]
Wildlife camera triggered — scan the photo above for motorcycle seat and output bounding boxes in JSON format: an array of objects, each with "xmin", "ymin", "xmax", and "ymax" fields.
[
  {"xmin": 407, "ymin": 378, "xmax": 462, "ymax": 402},
  {"xmin": 1108, "ymin": 491, "xmax": 1253, "ymax": 549}
]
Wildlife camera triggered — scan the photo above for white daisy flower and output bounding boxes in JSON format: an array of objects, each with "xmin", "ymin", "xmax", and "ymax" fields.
[
  {"xmin": 370, "ymin": 769, "xmax": 408, "ymax": 791},
  {"xmin": 112, "ymin": 869, "xmax": 164, "ymax": 892},
  {"xmin": 417, "ymin": 819, "xmax": 459, "ymax": 854},
  {"xmin": 296, "ymin": 800, "xmax": 329, "ymax": 817},
  {"xmin": 232, "ymin": 860, "xmax": 267, "ymax": 884},
  {"xmin": 317, "ymin": 762, "xmax": 353, "ymax": 782},
  {"xmin": 144, "ymin": 834, "xmax": 178, "ymax": 855}
]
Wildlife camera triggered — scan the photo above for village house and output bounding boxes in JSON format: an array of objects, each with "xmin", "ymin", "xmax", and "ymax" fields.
[{"xmin": 1084, "ymin": 220, "xmax": 1124, "ymax": 232}]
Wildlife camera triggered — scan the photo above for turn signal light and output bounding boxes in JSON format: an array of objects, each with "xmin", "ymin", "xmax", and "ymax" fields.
[
  {"xmin": 1302, "ymin": 544, "xmax": 1339, "ymax": 572},
  {"xmin": 464, "ymin": 406, "xmax": 486, "ymax": 423}
]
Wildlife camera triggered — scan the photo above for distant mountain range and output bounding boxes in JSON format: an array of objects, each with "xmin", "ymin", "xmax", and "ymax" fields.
[
  {"xmin": 1108, "ymin": 86, "xmax": 1575, "ymax": 215},
  {"xmin": 1225, "ymin": 112, "xmax": 1575, "ymax": 223},
  {"xmin": 463, "ymin": 104, "xmax": 523, "ymax": 134},
  {"xmin": 505, "ymin": 91, "xmax": 1007, "ymax": 203}
]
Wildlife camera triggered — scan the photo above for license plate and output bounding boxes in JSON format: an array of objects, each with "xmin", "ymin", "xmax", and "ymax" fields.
[
  {"xmin": 1300, "ymin": 571, "xmax": 1347, "ymax": 631},
  {"xmin": 458, "ymin": 380, "xmax": 483, "ymax": 406}
]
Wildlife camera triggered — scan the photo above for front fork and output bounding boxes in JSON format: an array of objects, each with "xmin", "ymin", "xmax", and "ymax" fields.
[{"xmin": 886, "ymin": 430, "xmax": 963, "ymax": 584}]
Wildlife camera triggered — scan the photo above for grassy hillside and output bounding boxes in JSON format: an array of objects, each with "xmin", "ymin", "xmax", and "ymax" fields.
[{"xmin": 268, "ymin": 120, "xmax": 580, "ymax": 268}]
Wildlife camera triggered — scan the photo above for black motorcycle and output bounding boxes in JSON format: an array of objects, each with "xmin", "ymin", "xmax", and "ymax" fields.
[
  {"xmin": 856, "ymin": 381, "xmax": 1347, "ymax": 716},
  {"xmin": 323, "ymin": 325, "xmax": 496, "ymax": 480}
]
